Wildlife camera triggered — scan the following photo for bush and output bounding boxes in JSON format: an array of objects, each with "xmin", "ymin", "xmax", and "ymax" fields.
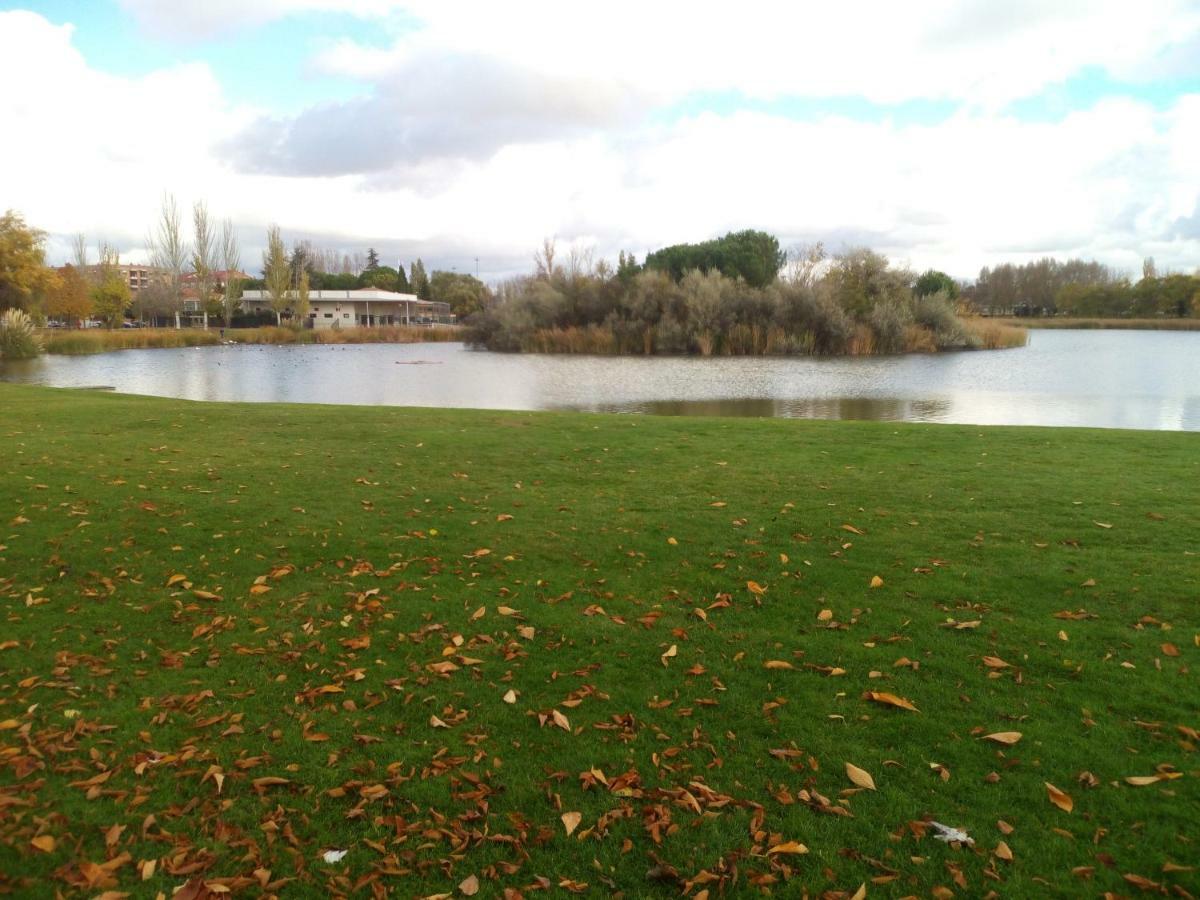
[
  {"xmin": 0, "ymin": 308, "xmax": 43, "ymax": 359},
  {"xmin": 868, "ymin": 300, "xmax": 912, "ymax": 354}
]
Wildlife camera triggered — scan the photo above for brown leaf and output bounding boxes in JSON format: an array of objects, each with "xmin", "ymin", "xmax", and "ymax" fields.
[
  {"xmin": 767, "ymin": 840, "xmax": 809, "ymax": 855},
  {"xmin": 845, "ymin": 762, "xmax": 876, "ymax": 790},
  {"xmin": 30, "ymin": 835, "xmax": 56, "ymax": 853},
  {"xmin": 660, "ymin": 644, "xmax": 677, "ymax": 667},
  {"xmin": 763, "ymin": 660, "xmax": 795, "ymax": 670},
  {"xmin": 869, "ymin": 575, "xmax": 884, "ymax": 588},
  {"xmin": 459, "ymin": 874, "xmax": 480, "ymax": 896},
  {"xmin": 981, "ymin": 656, "xmax": 1010, "ymax": 668},
  {"xmin": 994, "ymin": 841, "xmax": 1013, "ymax": 862},
  {"xmin": 1045, "ymin": 782, "xmax": 1074, "ymax": 813},
  {"xmin": 746, "ymin": 580, "xmax": 766, "ymax": 596},
  {"xmin": 863, "ymin": 690, "xmax": 919, "ymax": 712},
  {"xmin": 841, "ymin": 523, "xmax": 865, "ymax": 535},
  {"xmin": 502, "ymin": 689, "xmax": 517, "ymax": 704},
  {"xmin": 561, "ymin": 811, "xmax": 582, "ymax": 836},
  {"xmin": 982, "ymin": 731, "xmax": 1023, "ymax": 745}
]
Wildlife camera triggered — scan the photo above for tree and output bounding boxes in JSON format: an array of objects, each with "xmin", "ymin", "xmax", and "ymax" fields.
[
  {"xmin": 410, "ymin": 259, "xmax": 430, "ymax": 299},
  {"xmin": 429, "ymin": 270, "xmax": 489, "ymax": 317},
  {"xmin": 220, "ymin": 219, "xmax": 241, "ymax": 327},
  {"xmin": 71, "ymin": 233, "xmax": 89, "ymax": 274},
  {"xmin": 92, "ymin": 271, "xmax": 131, "ymax": 328},
  {"xmin": 644, "ymin": 230, "xmax": 784, "ymax": 288},
  {"xmin": 914, "ymin": 269, "xmax": 959, "ymax": 299},
  {"xmin": 263, "ymin": 225, "xmax": 291, "ymax": 326},
  {"xmin": 394, "ymin": 264, "xmax": 410, "ymax": 293},
  {"xmin": 0, "ymin": 209, "xmax": 52, "ymax": 311},
  {"xmin": 294, "ymin": 268, "xmax": 311, "ymax": 323},
  {"xmin": 358, "ymin": 265, "xmax": 400, "ymax": 290},
  {"xmin": 827, "ymin": 248, "xmax": 911, "ymax": 319},
  {"xmin": 192, "ymin": 201, "xmax": 217, "ymax": 330},
  {"xmin": 365, "ymin": 248, "xmax": 380, "ymax": 271},
  {"xmin": 148, "ymin": 194, "xmax": 189, "ymax": 328},
  {"xmin": 46, "ymin": 264, "xmax": 92, "ymax": 325},
  {"xmin": 1142, "ymin": 257, "xmax": 1157, "ymax": 282}
]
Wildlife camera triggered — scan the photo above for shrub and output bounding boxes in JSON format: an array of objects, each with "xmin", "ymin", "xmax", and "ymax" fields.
[
  {"xmin": 0, "ymin": 309, "xmax": 43, "ymax": 359},
  {"xmin": 868, "ymin": 300, "xmax": 912, "ymax": 354}
]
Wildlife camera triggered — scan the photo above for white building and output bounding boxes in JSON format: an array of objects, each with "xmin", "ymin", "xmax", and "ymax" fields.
[{"xmin": 239, "ymin": 289, "xmax": 455, "ymax": 330}]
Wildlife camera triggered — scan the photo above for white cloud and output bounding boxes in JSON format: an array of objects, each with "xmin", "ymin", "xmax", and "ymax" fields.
[
  {"xmin": 3, "ymin": 7, "xmax": 1200, "ymax": 281},
  {"xmin": 115, "ymin": 0, "xmax": 407, "ymax": 40}
]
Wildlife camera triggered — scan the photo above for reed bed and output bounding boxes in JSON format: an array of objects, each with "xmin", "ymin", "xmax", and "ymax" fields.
[
  {"xmin": 40, "ymin": 325, "xmax": 461, "ymax": 355},
  {"xmin": 962, "ymin": 319, "xmax": 1030, "ymax": 349},
  {"xmin": 994, "ymin": 317, "xmax": 1200, "ymax": 331}
]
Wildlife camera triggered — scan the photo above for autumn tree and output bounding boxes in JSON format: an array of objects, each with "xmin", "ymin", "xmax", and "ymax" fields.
[
  {"xmin": 0, "ymin": 209, "xmax": 52, "ymax": 311},
  {"xmin": 294, "ymin": 268, "xmax": 311, "ymax": 323},
  {"xmin": 46, "ymin": 264, "xmax": 92, "ymax": 325},
  {"xmin": 429, "ymin": 270, "xmax": 490, "ymax": 317},
  {"xmin": 263, "ymin": 225, "xmax": 291, "ymax": 325},
  {"xmin": 92, "ymin": 271, "xmax": 131, "ymax": 328}
]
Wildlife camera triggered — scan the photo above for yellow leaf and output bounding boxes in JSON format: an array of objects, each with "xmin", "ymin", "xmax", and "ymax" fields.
[
  {"xmin": 551, "ymin": 709, "xmax": 571, "ymax": 731},
  {"xmin": 661, "ymin": 644, "xmax": 677, "ymax": 667},
  {"xmin": 561, "ymin": 811, "xmax": 582, "ymax": 836},
  {"xmin": 869, "ymin": 575, "xmax": 884, "ymax": 588},
  {"xmin": 429, "ymin": 715, "xmax": 449, "ymax": 728},
  {"xmin": 1124, "ymin": 775, "xmax": 1165, "ymax": 786},
  {"xmin": 1045, "ymin": 782, "xmax": 1074, "ymax": 813},
  {"xmin": 763, "ymin": 660, "xmax": 795, "ymax": 670},
  {"xmin": 981, "ymin": 656, "xmax": 1010, "ymax": 668},
  {"xmin": 746, "ymin": 581, "xmax": 766, "ymax": 596},
  {"xmin": 1093, "ymin": 521, "xmax": 1113, "ymax": 529},
  {"xmin": 994, "ymin": 841, "xmax": 1013, "ymax": 862},
  {"xmin": 845, "ymin": 762, "xmax": 876, "ymax": 790},
  {"xmin": 841, "ymin": 523, "xmax": 865, "ymax": 535},
  {"xmin": 862, "ymin": 691, "xmax": 919, "ymax": 712},
  {"xmin": 502, "ymin": 689, "xmax": 517, "ymax": 704},
  {"xmin": 779, "ymin": 553, "xmax": 789, "ymax": 564},
  {"xmin": 459, "ymin": 874, "xmax": 480, "ymax": 896},
  {"xmin": 982, "ymin": 731, "xmax": 1023, "ymax": 745},
  {"xmin": 470, "ymin": 606, "xmax": 486, "ymax": 621},
  {"xmin": 30, "ymin": 835, "xmax": 56, "ymax": 853},
  {"xmin": 166, "ymin": 573, "xmax": 188, "ymax": 587},
  {"xmin": 667, "ymin": 537, "xmax": 678, "ymax": 545},
  {"xmin": 817, "ymin": 609, "xmax": 833, "ymax": 621},
  {"xmin": 767, "ymin": 840, "xmax": 809, "ymax": 855}
]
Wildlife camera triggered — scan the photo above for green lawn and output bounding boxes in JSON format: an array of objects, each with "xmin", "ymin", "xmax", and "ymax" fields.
[{"xmin": 1, "ymin": 383, "xmax": 1197, "ymax": 898}]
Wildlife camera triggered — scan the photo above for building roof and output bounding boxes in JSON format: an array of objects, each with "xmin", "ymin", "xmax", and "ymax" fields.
[{"xmin": 241, "ymin": 289, "xmax": 437, "ymax": 305}]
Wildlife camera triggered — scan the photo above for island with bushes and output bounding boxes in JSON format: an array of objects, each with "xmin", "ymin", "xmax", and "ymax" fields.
[{"xmin": 466, "ymin": 231, "xmax": 1025, "ymax": 355}]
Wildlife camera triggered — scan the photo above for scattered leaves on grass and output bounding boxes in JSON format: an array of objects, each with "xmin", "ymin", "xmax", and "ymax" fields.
[{"xmin": 1046, "ymin": 782, "xmax": 1074, "ymax": 813}]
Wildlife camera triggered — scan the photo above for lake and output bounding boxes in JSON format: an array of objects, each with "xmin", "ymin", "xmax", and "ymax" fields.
[{"xmin": 2, "ymin": 330, "xmax": 1198, "ymax": 430}]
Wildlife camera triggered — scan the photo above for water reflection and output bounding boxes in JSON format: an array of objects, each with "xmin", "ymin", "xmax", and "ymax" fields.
[
  {"xmin": 579, "ymin": 397, "xmax": 954, "ymax": 421},
  {"xmin": 2, "ymin": 330, "xmax": 1198, "ymax": 431}
]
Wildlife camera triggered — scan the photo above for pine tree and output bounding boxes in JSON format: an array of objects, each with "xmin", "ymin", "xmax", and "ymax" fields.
[{"xmin": 365, "ymin": 248, "xmax": 380, "ymax": 271}]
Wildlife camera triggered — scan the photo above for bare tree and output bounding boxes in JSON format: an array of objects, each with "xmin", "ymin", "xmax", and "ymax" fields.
[
  {"xmin": 148, "ymin": 193, "xmax": 189, "ymax": 329},
  {"xmin": 784, "ymin": 242, "xmax": 826, "ymax": 287},
  {"xmin": 534, "ymin": 237, "xmax": 558, "ymax": 280},
  {"xmin": 220, "ymin": 219, "xmax": 241, "ymax": 329},
  {"xmin": 71, "ymin": 233, "xmax": 88, "ymax": 277},
  {"xmin": 263, "ymin": 225, "xmax": 291, "ymax": 326},
  {"xmin": 192, "ymin": 201, "xmax": 217, "ymax": 330}
]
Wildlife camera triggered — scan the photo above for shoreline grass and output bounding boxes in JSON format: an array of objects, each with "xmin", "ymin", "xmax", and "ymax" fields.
[
  {"xmin": 39, "ymin": 325, "xmax": 462, "ymax": 355},
  {"xmin": 994, "ymin": 316, "xmax": 1200, "ymax": 331},
  {"xmin": 0, "ymin": 384, "xmax": 1196, "ymax": 898}
]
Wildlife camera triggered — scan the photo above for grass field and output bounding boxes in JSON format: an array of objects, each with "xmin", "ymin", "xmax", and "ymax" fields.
[{"xmin": 0, "ymin": 384, "xmax": 1197, "ymax": 898}]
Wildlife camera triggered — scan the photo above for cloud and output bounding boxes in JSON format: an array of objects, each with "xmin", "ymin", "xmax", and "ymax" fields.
[
  {"xmin": 224, "ymin": 52, "xmax": 637, "ymax": 178},
  {"xmin": 115, "ymin": 0, "xmax": 406, "ymax": 41},
  {"xmin": 4, "ymin": 7, "xmax": 1200, "ymax": 283}
]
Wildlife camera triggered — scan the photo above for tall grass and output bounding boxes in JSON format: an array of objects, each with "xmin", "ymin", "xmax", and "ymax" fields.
[
  {"xmin": 1, "ymin": 309, "xmax": 43, "ymax": 359},
  {"xmin": 995, "ymin": 317, "xmax": 1200, "ymax": 331},
  {"xmin": 40, "ymin": 325, "xmax": 461, "ymax": 355},
  {"xmin": 963, "ymin": 319, "xmax": 1029, "ymax": 349}
]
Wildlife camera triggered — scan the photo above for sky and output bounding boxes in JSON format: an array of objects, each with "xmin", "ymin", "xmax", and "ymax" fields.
[{"xmin": 2, "ymin": 1, "xmax": 1200, "ymax": 282}]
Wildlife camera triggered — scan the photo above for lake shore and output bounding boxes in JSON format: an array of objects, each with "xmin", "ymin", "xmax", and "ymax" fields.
[
  {"xmin": 38, "ymin": 324, "xmax": 463, "ymax": 355},
  {"xmin": 995, "ymin": 317, "xmax": 1200, "ymax": 331},
  {"xmin": 1, "ymin": 383, "xmax": 1197, "ymax": 897}
]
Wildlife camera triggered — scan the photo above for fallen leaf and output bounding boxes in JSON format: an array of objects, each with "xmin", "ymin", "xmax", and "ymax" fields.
[
  {"xmin": 863, "ymin": 691, "xmax": 919, "ymax": 712},
  {"xmin": 982, "ymin": 731, "xmax": 1023, "ymax": 745},
  {"xmin": 994, "ymin": 841, "xmax": 1013, "ymax": 862},
  {"xmin": 845, "ymin": 762, "xmax": 876, "ymax": 790},
  {"xmin": 561, "ymin": 811, "xmax": 582, "ymax": 836},
  {"xmin": 869, "ymin": 575, "xmax": 884, "ymax": 588},
  {"xmin": 459, "ymin": 874, "xmax": 480, "ymax": 896},
  {"xmin": 30, "ymin": 835, "xmax": 56, "ymax": 853},
  {"xmin": 1045, "ymin": 782, "xmax": 1074, "ymax": 813},
  {"xmin": 660, "ymin": 644, "xmax": 677, "ymax": 667},
  {"xmin": 767, "ymin": 840, "xmax": 809, "ymax": 855}
]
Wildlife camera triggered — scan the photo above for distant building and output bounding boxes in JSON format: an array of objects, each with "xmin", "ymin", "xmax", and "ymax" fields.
[{"xmin": 239, "ymin": 289, "xmax": 456, "ymax": 329}]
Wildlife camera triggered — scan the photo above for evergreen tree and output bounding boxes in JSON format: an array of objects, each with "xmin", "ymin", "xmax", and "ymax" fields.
[
  {"xmin": 395, "ymin": 264, "xmax": 410, "ymax": 293},
  {"xmin": 365, "ymin": 248, "xmax": 380, "ymax": 271},
  {"xmin": 410, "ymin": 259, "xmax": 430, "ymax": 300}
]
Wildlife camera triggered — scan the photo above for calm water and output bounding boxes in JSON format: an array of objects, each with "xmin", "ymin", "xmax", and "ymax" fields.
[{"xmin": 2, "ymin": 330, "xmax": 1198, "ymax": 430}]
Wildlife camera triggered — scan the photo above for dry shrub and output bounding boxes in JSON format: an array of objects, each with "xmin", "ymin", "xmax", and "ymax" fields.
[{"xmin": 964, "ymin": 320, "xmax": 1028, "ymax": 349}]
